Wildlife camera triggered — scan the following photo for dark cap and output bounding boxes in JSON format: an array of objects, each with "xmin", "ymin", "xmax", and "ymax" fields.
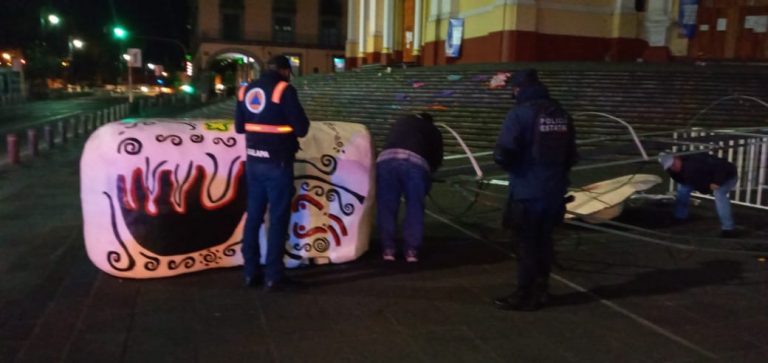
[
  {"xmin": 415, "ymin": 112, "xmax": 433, "ymax": 123},
  {"xmin": 267, "ymin": 55, "xmax": 293, "ymax": 72},
  {"xmin": 510, "ymin": 68, "xmax": 540, "ymax": 88}
]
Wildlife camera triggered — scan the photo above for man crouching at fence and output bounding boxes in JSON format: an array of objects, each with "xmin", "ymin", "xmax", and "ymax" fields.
[{"xmin": 659, "ymin": 152, "xmax": 738, "ymax": 238}]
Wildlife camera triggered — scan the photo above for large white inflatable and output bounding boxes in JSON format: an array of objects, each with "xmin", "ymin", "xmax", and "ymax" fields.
[
  {"xmin": 80, "ymin": 119, "xmax": 374, "ymax": 279},
  {"xmin": 566, "ymin": 174, "xmax": 662, "ymax": 223}
]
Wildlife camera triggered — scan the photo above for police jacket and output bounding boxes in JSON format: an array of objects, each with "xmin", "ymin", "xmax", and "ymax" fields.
[
  {"xmin": 493, "ymin": 83, "xmax": 578, "ymax": 200},
  {"xmin": 235, "ymin": 71, "xmax": 310, "ymax": 163},
  {"xmin": 381, "ymin": 114, "xmax": 444, "ymax": 172},
  {"xmin": 669, "ymin": 153, "xmax": 737, "ymax": 194}
]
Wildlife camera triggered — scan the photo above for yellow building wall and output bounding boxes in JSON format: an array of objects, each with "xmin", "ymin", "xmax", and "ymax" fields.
[
  {"xmin": 424, "ymin": 0, "xmax": 636, "ymax": 44},
  {"xmin": 668, "ymin": 0, "xmax": 690, "ymax": 57}
]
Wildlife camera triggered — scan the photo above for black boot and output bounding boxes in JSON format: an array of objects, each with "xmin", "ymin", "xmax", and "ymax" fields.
[
  {"xmin": 533, "ymin": 279, "xmax": 550, "ymax": 306},
  {"xmin": 493, "ymin": 290, "xmax": 540, "ymax": 311},
  {"xmin": 244, "ymin": 272, "xmax": 263, "ymax": 288},
  {"xmin": 263, "ymin": 276, "xmax": 306, "ymax": 293}
]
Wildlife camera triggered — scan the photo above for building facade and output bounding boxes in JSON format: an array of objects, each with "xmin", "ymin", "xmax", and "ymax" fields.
[
  {"xmin": 346, "ymin": 0, "xmax": 768, "ymax": 66},
  {"xmin": 192, "ymin": 0, "xmax": 347, "ymax": 91}
]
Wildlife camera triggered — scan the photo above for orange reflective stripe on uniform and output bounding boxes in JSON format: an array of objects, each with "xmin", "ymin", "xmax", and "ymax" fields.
[
  {"xmin": 237, "ymin": 85, "xmax": 247, "ymax": 101},
  {"xmin": 271, "ymin": 81, "xmax": 288, "ymax": 104},
  {"xmin": 244, "ymin": 123, "xmax": 294, "ymax": 134}
]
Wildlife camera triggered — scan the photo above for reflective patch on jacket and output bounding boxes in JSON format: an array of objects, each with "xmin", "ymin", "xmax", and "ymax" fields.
[{"xmin": 247, "ymin": 148, "xmax": 271, "ymax": 158}]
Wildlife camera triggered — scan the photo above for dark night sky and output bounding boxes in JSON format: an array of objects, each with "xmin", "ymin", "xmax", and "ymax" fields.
[{"xmin": 0, "ymin": 0, "xmax": 191, "ymax": 72}]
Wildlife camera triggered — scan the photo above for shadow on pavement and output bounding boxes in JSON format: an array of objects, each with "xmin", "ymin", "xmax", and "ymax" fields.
[{"xmin": 548, "ymin": 260, "xmax": 744, "ymax": 308}]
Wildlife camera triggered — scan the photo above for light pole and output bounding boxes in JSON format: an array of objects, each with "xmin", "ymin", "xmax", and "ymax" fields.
[
  {"xmin": 67, "ymin": 37, "xmax": 84, "ymax": 86},
  {"xmin": 122, "ymin": 53, "xmax": 134, "ymax": 103}
]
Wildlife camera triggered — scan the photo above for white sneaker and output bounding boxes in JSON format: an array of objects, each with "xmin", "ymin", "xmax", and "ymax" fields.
[
  {"xmin": 382, "ymin": 249, "xmax": 396, "ymax": 261},
  {"xmin": 405, "ymin": 250, "xmax": 419, "ymax": 263}
]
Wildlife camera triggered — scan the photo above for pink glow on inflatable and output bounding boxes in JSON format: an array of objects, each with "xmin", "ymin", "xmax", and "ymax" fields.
[{"xmin": 80, "ymin": 119, "xmax": 374, "ymax": 278}]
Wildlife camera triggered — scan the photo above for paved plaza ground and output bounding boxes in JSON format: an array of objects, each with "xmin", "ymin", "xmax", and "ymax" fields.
[{"xmin": 1, "ymin": 127, "xmax": 767, "ymax": 363}]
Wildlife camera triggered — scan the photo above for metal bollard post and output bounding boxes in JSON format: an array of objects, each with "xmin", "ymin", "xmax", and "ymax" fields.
[
  {"xmin": 6, "ymin": 134, "xmax": 20, "ymax": 165},
  {"xmin": 44, "ymin": 125, "xmax": 54, "ymax": 149},
  {"xmin": 59, "ymin": 120, "xmax": 68, "ymax": 144},
  {"xmin": 27, "ymin": 129, "xmax": 39, "ymax": 157},
  {"xmin": 70, "ymin": 118, "xmax": 77, "ymax": 138},
  {"xmin": 79, "ymin": 115, "xmax": 86, "ymax": 136}
]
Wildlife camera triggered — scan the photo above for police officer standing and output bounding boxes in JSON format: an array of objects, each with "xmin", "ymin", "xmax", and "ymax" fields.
[
  {"xmin": 235, "ymin": 55, "xmax": 310, "ymax": 291},
  {"xmin": 492, "ymin": 69, "xmax": 577, "ymax": 311}
]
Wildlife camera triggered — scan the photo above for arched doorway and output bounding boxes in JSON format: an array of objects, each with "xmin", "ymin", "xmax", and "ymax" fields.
[{"xmin": 200, "ymin": 48, "xmax": 262, "ymax": 98}]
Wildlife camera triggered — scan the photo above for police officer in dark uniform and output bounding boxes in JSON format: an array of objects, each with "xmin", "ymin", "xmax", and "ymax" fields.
[
  {"xmin": 492, "ymin": 69, "xmax": 578, "ymax": 311},
  {"xmin": 235, "ymin": 55, "xmax": 310, "ymax": 291}
]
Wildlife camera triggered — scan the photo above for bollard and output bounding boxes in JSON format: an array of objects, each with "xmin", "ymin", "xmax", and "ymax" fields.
[
  {"xmin": 70, "ymin": 118, "xmax": 77, "ymax": 138},
  {"xmin": 44, "ymin": 125, "xmax": 54, "ymax": 150},
  {"xmin": 59, "ymin": 120, "xmax": 68, "ymax": 144},
  {"xmin": 6, "ymin": 134, "xmax": 20, "ymax": 165},
  {"xmin": 79, "ymin": 115, "xmax": 86, "ymax": 136},
  {"xmin": 27, "ymin": 129, "xmax": 39, "ymax": 157}
]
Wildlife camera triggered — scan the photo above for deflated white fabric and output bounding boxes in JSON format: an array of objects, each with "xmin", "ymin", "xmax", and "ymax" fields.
[
  {"xmin": 80, "ymin": 119, "xmax": 374, "ymax": 278},
  {"xmin": 566, "ymin": 174, "xmax": 662, "ymax": 223}
]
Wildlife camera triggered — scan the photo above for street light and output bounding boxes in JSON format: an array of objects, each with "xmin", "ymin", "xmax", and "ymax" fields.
[
  {"xmin": 71, "ymin": 38, "xmax": 84, "ymax": 49},
  {"xmin": 47, "ymin": 14, "xmax": 61, "ymax": 25}
]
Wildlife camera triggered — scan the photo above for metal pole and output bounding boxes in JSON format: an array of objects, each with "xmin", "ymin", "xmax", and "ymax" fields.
[
  {"xmin": 735, "ymin": 139, "xmax": 745, "ymax": 202},
  {"xmin": 27, "ymin": 129, "xmax": 38, "ymax": 157},
  {"xmin": 670, "ymin": 131, "xmax": 678, "ymax": 194},
  {"xmin": 44, "ymin": 125, "xmax": 54, "ymax": 150},
  {"xmin": 758, "ymin": 138, "xmax": 767, "ymax": 207},
  {"xmin": 128, "ymin": 63, "xmax": 134, "ymax": 103},
  {"xmin": 746, "ymin": 139, "xmax": 756, "ymax": 205},
  {"xmin": 59, "ymin": 120, "xmax": 68, "ymax": 144},
  {"xmin": 6, "ymin": 134, "xmax": 20, "ymax": 165}
]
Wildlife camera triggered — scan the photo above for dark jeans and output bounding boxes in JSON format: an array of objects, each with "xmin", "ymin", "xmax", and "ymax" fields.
[
  {"xmin": 376, "ymin": 159, "xmax": 431, "ymax": 253},
  {"xmin": 514, "ymin": 195, "xmax": 565, "ymax": 292},
  {"xmin": 241, "ymin": 159, "xmax": 295, "ymax": 282}
]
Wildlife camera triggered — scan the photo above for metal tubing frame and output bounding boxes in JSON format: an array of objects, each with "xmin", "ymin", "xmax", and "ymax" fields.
[
  {"xmin": 573, "ymin": 111, "xmax": 649, "ymax": 160},
  {"xmin": 436, "ymin": 122, "xmax": 484, "ymax": 179}
]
